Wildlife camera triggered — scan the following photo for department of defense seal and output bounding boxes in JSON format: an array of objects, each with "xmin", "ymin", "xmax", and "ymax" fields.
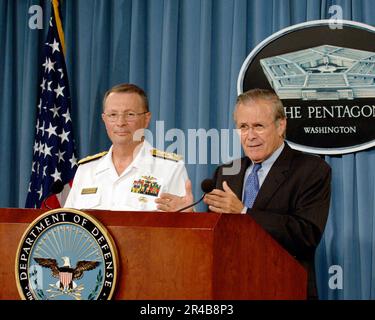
[{"xmin": 15, "ymin": 208, "xmax": 118, "ymax": 300}]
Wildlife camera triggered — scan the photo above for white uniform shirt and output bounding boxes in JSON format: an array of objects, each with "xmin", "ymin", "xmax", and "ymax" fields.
[{"xmin": 64, "ymin": 141, "xmax": 188, "ymax": 211}]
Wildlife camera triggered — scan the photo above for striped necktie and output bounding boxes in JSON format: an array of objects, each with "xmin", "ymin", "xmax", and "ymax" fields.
[{"xmin": 243, "ymin": 163, "xmax": 262, "ymax": 208}]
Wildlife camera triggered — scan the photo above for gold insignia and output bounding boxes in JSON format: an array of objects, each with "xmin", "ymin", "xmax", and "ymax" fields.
[
  {"xmin": 141, "ymin": 175, "xmax": 157, "ymax": 181},
  {"xmin": 81, "ymin": 187, "xmax": 98, "ymax": 195},
  {"xmin": 78, "ymin": 151, "xmax": 108, "ymax": 165},
  {"xmin": 138, "ymin": 196, "xmax": 148, "ymax": 203},
  {"xmin": 151, "ymin": 149, "xmax": 182, "ymax": 162}
]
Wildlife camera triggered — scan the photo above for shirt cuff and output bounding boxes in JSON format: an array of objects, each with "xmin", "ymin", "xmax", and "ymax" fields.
[{"xmin": 241, "ymin": 206, "xmax": 248, "ymax": 214}]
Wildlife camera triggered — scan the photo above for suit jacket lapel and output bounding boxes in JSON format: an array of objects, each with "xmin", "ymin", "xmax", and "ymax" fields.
[{"xmin": 254, "ymin": 144, "xmax": 294, "ymax": 209}]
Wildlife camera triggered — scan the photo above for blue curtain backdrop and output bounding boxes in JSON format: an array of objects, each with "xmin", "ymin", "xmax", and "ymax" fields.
[{"xmin": 1, "ymin": 0, "xmax": 375, "ymax": 299}]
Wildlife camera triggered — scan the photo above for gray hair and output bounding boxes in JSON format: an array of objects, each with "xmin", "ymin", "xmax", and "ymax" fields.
[
  {"xmin": 102, "ymin": 83, "xmax": 149, "ymax": 112},
  {"xmin": 235, "ymin": 88, "xmax": 286, "ymax": 138},
  {"xmin": 236, "ymin": 88, "xmax": 286, "ymax": 121}
]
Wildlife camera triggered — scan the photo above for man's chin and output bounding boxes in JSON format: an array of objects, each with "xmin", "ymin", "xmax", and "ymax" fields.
[
  {"xmin": 246, "ymin": 151, "xmax": 264, "ymax": 163},
  {"xmin": 111, "ymin": 137, "xmax": 131, "ymax": 145},
  {"xmin": 114, "ymin": 138, "xmax": 143, "ymax": 145}
]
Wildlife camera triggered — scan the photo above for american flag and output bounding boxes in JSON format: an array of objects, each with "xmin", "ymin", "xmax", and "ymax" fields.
[{"xmin": 25, "ymin": 1, "xmax": 77, "ymax": 208}]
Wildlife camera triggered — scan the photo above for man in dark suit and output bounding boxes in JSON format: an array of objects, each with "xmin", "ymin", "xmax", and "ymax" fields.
[
  {"xmin": 156, "ymin": 88, "xmax": 331, "ymax": 298},
  {"xmin": 203, "ymin": 88, "xmax": 331, "ymax": 299}
]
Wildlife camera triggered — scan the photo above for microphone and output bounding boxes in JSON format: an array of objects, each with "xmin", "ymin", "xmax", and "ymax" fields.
[
  {"xmin": 43, "ymin": 180, "xmax": 64, "ymax": 209},
  {"xmin": 201, "ymin": 179, "xmax": 216, "ymax": 194},
  {"xmin": 176, "ymin": 179, "xmax": 215, "ymax": 212}
]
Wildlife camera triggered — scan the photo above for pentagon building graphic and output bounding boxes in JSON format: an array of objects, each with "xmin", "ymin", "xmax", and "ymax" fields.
[{"xmin": 260, "ymin": 45, "xmax": 375, "ymax": 100}]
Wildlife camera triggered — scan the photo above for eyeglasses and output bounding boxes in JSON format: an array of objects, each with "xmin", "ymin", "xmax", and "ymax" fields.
[
  {"xmin": 237, "ymin": 122, "xmax": 276, "ymax": 135},
  {"xmin": 103, "ymin": 111, "xmax": 148, "ymax": 122}
]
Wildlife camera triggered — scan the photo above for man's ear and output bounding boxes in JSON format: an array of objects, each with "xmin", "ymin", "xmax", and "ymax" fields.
[
  {"xmin": 277, "ymin": 118, "xmax": 287, "ymax": 137},
  {"xmin": 145, "ymin": 112, "xmax": 152, "ymax": 128}
]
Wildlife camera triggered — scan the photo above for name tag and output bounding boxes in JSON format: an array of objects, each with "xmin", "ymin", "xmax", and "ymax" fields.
[{"xmin": 81, "ymin": 187, "xmax": 98, "ymax": 195}]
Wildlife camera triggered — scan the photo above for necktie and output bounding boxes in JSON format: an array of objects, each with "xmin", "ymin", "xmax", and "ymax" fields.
[{"xmin": 243, "ymin": 163, "xmax": 262, "ymax": 208}]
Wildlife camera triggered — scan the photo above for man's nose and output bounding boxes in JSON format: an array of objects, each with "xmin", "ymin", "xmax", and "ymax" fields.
[
  {"xmin": 246, "ymin": 127, "xmax": 258, "ymax": 140},
  {"xmin": 115, "ymin": 115, "xmax": 128, "ymax": 125}
]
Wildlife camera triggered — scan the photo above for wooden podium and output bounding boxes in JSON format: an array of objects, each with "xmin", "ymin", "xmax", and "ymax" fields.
[{"xmin": 0, "ymin": 208, "xmax": 306, "ymax": 299}]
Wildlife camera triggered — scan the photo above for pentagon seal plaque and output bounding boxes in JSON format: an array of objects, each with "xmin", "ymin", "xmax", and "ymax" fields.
[
  {"xmin": 238, "ymin": 20, "xmax": 375, "ymax": 154},
  {"xmin": 15, "ymin": 208, "xmax": 118, "ymax": 300}
]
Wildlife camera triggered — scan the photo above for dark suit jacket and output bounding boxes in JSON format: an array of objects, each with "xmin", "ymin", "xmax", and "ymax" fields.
[{"xmin": 212, "ymin": 143, "xmax": 331, "ymax": 299}]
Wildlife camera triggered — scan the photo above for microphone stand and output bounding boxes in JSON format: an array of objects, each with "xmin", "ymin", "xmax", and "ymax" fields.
[{"xmin": 176, "ymin": 193, "xmax": 206, "ymax": 212}]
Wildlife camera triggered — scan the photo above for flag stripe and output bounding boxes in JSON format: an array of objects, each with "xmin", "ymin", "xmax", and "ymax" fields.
[{"xmin": 60, "ymin": 272, "xmax": 73, "ymax": 288}]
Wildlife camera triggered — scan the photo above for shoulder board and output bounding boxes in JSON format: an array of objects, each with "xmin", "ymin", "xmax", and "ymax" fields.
[
  {"xmin": 151, "ymin": 149, "xmax": 183, "ymax": 162},
  {"xmin": 78, "ymin": 151, "xmax": 108, "ymax": 165}
]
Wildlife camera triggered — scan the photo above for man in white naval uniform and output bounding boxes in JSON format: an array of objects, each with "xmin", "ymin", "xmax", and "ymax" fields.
[{"xmin": 64, "ymin": 83, "xmax": 191, "ymax": 211}]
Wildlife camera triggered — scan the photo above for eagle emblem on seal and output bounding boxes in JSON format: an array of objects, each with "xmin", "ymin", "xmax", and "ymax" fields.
[{"xmin": 34, "ymin": 256, "xmax": 100, "ymax": 293}]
